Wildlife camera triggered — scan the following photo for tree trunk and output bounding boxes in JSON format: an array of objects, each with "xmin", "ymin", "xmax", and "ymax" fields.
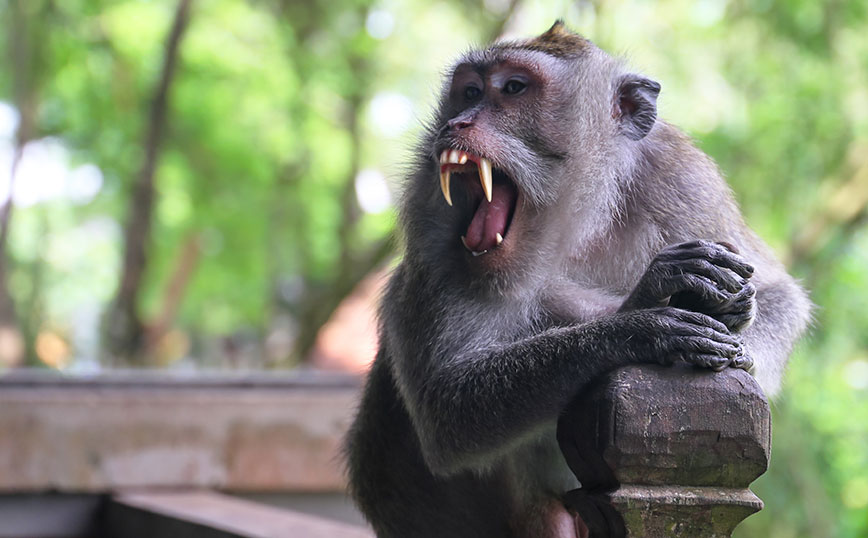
[
  {"xmin": 103, "ymin": 0, "xmax": 194, "ymax": 366},
  {"xmin": 0, "ymin": 0, "xmax": 42, "ymax": 367},
  {"xmin": 145, "ymin": 231, "xmax": 201, "ymax": 357}
]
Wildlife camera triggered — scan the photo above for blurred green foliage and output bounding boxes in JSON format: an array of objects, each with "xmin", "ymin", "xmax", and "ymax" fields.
[{"xmin": 1, "ymin": 0, "xmax": 867, "ymax": 535}]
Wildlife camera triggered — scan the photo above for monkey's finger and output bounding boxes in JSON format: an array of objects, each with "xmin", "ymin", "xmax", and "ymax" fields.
[
  {"xmin": 732, "ymin": 281, "xmax": 758, "ymax": 303},
  {"xmin": 716, "ymin": 286, "xmax": 757, "ymax": 321},
  {"xmin": 679, "ymin": 258, "xmax": 745, "ymax": 293},
  {"xmin": 700, "ymin": 326, "xmax": 741, "ymax": 346},
  {"xmin": 662, "ymin": 308, "xmax": 732, "ymax": 335},
  {"xmin": 664, "ymin": 320, "xmax": 742, "ymax": 347},
  {"xmin": 731, "ymin": 351, "xmax": 755, "ymax": 371},
  {"xmin": 652, "ymin": 240, "xmax": 723, "ymax": 266},
  {"xmin": 702, "ymin": 282, "xmax": 756, "ymax": 316},
  {"xmin": 698, "ymin": 247, "xmax": 754, "ymax": 279},
  {"xmin": 668, "ymin": 241, "xmax": 755, "ymax": 279},
  {"xmin": 664, "ymin": 273, "xmax": 730, "ymax": 304},
  {"xmin": 674, "ymin": 336, "xmax": 741, "ymax": 358},
  {"xmin": 681, "ymin": 353, "xmax": 732, "ymax": 371},
  {"xmin": 725, "ymin": 294, "xmax": 757, "ymax": 317},
  {"xmin": 721, "ymin": 308, "xmax": 754, "ymax": 327},
  {"xmin": 660, "ymin": 239, "xmax": 713, "ymax": 254},
  {"xmin": 660, "ymin": 239, "xmax": 739, "ymax": 260}
]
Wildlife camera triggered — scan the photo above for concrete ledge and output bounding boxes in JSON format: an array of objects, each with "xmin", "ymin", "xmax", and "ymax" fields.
[
  {"xmin": 0, "ymin": 370, "xmax": 362, "ymax": 492},
  {"xmin": 0, "ymin": 369, "xmax": 362, "ymax": 390}
]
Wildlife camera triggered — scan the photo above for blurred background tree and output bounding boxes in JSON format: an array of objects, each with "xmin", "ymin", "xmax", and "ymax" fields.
[{"xmin": 0, "ymin": 0, "xmax": 866, "ymax": 535}]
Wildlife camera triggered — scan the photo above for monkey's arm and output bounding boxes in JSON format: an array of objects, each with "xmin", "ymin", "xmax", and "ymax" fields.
[{"xmin": 388, "ymin": 307, "xmax": 741, "ymax": 476}]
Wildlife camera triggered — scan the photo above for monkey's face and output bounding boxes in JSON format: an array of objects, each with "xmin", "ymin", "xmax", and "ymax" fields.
[
  {"xmin": 405, "ymin": 25, "xmax": 659, "ymax": 289},
  {"xmin": 426, "ymin": 49, "xmax": 575, "ymax": 276}
]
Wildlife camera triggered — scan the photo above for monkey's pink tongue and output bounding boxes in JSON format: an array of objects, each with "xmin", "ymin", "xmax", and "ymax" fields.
[{"xmin": 464, "ymin": 183, "xmax": 515, "ymax": 252}]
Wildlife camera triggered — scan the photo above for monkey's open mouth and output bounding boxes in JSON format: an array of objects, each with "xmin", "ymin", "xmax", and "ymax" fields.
[{"xmin": 439, "ymin": 149, "xmax": 518, "ymax": 256}]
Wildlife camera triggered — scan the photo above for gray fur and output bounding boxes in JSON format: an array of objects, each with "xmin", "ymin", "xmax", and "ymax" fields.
[{"xmin": 346, "ymin": 24, "xmax": 809, "ymax": 538}]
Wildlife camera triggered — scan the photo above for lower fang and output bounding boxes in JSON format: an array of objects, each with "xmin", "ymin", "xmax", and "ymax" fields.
[
  {"xmin": 460, "ymin": 236, "xmax": 488, "ymax": 256},
  {"xmin": 495, "ymin": 233, "xmax": 503, "ymax": 245}
]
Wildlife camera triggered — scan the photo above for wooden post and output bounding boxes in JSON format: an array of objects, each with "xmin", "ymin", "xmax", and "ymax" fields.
[{"xmin": 558, "ymin": 364, "xmax": 771, "ymax": 537}]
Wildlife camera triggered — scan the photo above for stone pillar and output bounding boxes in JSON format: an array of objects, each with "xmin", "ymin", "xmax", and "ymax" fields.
[{"xmin": 557, "ymin": 364, "xmax": 771, "ymax": 537}]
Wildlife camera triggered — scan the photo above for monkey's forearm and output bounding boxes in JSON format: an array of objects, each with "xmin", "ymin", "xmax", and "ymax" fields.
[
  {"xmin": 396, "ymin": 308, "xmax": 740, "ymax": 475},
  {"xmin": 409, "ymin": 326, "xmax": 619, "ymax": 475}
]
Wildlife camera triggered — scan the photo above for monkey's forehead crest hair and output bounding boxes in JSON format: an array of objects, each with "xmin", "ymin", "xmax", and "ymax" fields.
[
  {"xmin": 494, "ymin": 20, "xmax": 593, "ymax": 58},
  {"xmin": 451, "ymin": 21, "xmax": 596, "ymax": 72}
]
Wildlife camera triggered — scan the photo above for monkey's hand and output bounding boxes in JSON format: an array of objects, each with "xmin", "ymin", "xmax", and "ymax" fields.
[
  {"xmin": 675, "ymin": 280, "xmax": 756, "ymax": 371},
  {"xmin": 609, "ymin": 307, "xmax": 743, "ymax": 371},
  {"xmin": 620, "ymin": 240, "xmax": 754, "ymax": 320},
  {"xmin": 673, "ymin": 279, "xmax": 757, "ymax": 334}
]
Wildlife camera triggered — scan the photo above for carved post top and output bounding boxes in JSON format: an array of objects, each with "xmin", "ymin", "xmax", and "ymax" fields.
[
  {"xmin": 559, "ymin": 364, "xmax": 771, "ymax": 489},
  {"xmin": 557, "ymin": 364, "xmax": 772, "ymax": 536}
]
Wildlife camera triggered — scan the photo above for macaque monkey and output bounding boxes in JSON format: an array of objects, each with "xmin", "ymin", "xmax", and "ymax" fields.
[{"xmin": 346, "ymin": 21, "xmax": 810, "ymax": 538}]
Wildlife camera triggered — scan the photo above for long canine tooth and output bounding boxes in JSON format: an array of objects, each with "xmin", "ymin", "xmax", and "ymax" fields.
[
  {"xmin": 496, "ymin": 233, "xmax": 503, "ymax": 245},
  {"xmin": 479, "ymin": 158, "xmax": 493, "ymax": 202},
  {"xmin": 440, "ymin": 169, "xmax": 452, "ymax": 206}
]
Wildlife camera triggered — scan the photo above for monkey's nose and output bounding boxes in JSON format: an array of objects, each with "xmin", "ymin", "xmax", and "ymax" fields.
[{"xmin": 447, "ymin": 118, "xmax": 473, "ymax": 130}]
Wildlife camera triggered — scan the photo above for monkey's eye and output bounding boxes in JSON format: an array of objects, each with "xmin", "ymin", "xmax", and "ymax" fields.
[
  {"xmin": 503, "ymin": 79, "xmax": 527, "ymax": 96},
  {"xmin": 464, "ymin": 85, "xmax": 482, "ymax": 101}
]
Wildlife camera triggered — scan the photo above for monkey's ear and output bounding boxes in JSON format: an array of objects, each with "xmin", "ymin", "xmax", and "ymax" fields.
[{"xmin": 615, "ymin": 75, "xmax": 661, "ymax": 141}]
